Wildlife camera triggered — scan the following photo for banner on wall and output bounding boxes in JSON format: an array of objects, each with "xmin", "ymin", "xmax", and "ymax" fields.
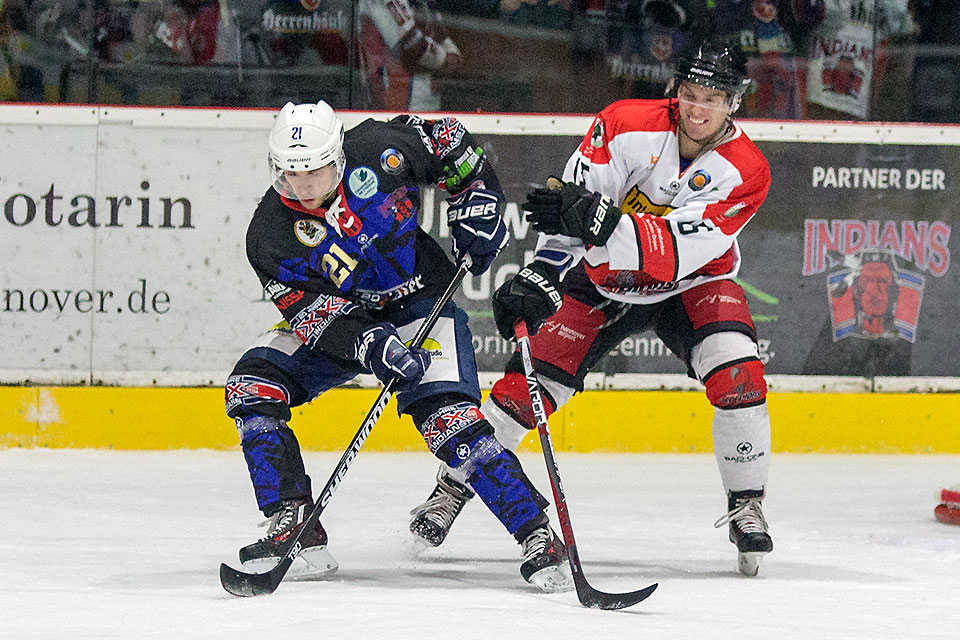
[
  {"xmin": 455, "ymin": 134, "xmax": 958, "ymax": 378},
  {"xmin": 0, "ymin": 110, "xmax": 955, "ymax": 383}
]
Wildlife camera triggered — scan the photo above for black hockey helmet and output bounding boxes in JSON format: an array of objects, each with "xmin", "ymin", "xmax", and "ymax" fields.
[{"xmin": 670, "ymin": 39, "xmax": 751, "ymax": 100}]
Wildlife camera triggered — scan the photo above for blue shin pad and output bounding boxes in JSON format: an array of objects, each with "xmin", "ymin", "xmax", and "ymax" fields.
[
  {"xmin": 236, "ymin": 415, "xmax": 312, "ymax": 514},
  {"xmin": 449, "ymin": 435, "xmax": 548, "ymax": 538}
]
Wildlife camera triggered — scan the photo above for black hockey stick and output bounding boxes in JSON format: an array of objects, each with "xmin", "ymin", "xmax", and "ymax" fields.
[
  {"xmin": 220, "ymin": 261, "xmax": 470, "ymax": 597},
  {"xmin": 514, "ymin": 320, "xmax": 658, "ymax": 610}
]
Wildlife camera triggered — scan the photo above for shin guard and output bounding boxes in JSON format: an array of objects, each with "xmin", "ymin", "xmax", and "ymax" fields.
[
  {"xmin": 235, "ymin": 414, "xmax": 312, "ymax": 514},
  {"xmin": 418, "ymin": 401, "xmax": 548, "ymax": 536}
]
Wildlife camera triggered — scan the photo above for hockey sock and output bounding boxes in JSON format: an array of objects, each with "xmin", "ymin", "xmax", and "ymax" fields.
[
  {"xmin": 712, "ymin": 403, "xmax": 771, "ymax": 493},
  {"xmin": 237, "ymin": 415, "xmax": 312, "ymax": 513},
  {"xmin": 438, "ymin": 394, "xmax": 546, "ymax": 487},
  {"xmin": 464, "ymin": 439, "xmax": 550, "ymax": 537}
]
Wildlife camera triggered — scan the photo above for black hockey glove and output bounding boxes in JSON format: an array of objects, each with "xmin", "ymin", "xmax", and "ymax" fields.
[
  {"xmin": 523, "ymin": 177, "xmax": 620, "ymax": 247},
  {"xmin": 357, "ymin": 324, "xmax": 432, "ymax": 391},
  {"xmin": 491, "ymin": 261, "xmax": 563, "ymax": 339},
  {"xmin": 446, "ymin": 183, "xmax": 509, "ymax": 275}
]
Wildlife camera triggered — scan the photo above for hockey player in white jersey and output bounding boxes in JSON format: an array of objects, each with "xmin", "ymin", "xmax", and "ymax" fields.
[{"xmin": 410, "ymin": 39, "xmax": 776, "ymax": 576}]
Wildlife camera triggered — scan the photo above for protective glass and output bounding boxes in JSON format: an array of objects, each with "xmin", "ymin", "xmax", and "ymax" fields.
[
  {"xmin": 676, "ymin": 84, "xmax": 732, "ymax": 112},
  {"xmin": 271, "ymin": 160, "xmax": 341, "ymax": 202}
]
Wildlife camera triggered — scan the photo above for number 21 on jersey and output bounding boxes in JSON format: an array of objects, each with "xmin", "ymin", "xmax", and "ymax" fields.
[{"xmin": 321, "ymin": 243, "xmax": 358, "ymax": 286}]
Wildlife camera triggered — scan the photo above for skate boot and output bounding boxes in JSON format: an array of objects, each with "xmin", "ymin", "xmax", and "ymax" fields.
[
  {"xmin": 714, "ymin": 489, "xmax": 773, "ymax": 577},
  {"xmin": 519, "ymin": 524, "xmax": 574, "ymax": 593},
  {"xmin": 239, "ymin": 497, "xmax": 338, "ymax": 579},
  {"xmin": 409, "ymin": 468, "xmax": 475, "ymax": 547}
]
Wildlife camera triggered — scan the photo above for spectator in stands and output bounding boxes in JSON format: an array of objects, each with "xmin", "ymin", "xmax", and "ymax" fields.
[
  {"xmin": 711, "ymin": 0, "xmax": 811, "ymax": 119},
  {"xmin": 0, "ymin": 1, "xmax": 48, "ymax": 101},
  {"xmin": 499, "ymin": 0, "xmax": 570, "ymax": 29},
  {"xmin": 155, "ymin": 0, "xmax": 221, "ymax": 65},
  {"xmin": 801, "ymin": 0, "xmax": 917, "ymax": 121},
  {"xmin": 357, "ymin": 0, "xmax": 461, "ymax": 110},
  {"xmin": 255, "ymin": 0, "xmax": 350, "ymax": 68}
]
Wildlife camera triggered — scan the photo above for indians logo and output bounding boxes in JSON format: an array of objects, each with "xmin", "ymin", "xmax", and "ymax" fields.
[
  {"xmin": 716, "ymin": 365, "xmax": 764, "ymax": 407},
  {"xmin": 825, "ymin": 250, "xmax": 924, "ymax": 342},
  {"xmin": 291, "ymin": 295, "xmax": 354, "ymax": 346},
  {"xmin": 822, "ymin": 55, "xmax": 864, "ymax": 98},
  {"xmin": 804, "ymin": 219, "xmax": 951, "ymax": 344}
]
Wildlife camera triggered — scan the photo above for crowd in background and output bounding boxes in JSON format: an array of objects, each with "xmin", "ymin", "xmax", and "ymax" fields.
[{"xmin": 0, "ymin": 0, "xmax": 957, "ymax": 122}]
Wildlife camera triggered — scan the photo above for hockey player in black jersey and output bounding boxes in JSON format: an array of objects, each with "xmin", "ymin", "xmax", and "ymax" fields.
[{"xmin": 223, "ymin": 101, "xmax": 573, "ymax": 592}]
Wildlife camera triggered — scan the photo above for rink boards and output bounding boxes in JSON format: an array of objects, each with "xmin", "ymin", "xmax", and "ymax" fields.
[
  {"xmin": 2, "ymin": 106, "xmax": 959, "ymax": 453},
  {"xmin": 1, "ymin": 385, "xmax": 957, "ymax": 453}
]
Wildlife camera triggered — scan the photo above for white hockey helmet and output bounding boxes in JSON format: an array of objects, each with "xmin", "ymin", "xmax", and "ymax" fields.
[{"xmin": 268, "ymin": 101, "xmax": 346, "ymax": 202}]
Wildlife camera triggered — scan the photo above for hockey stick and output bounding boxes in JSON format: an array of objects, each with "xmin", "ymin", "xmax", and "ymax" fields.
[
  {"xmin": 220, "ymin": 261, "xmax": 470, "ymax": 597},
  {"xmin": 514, "ymin": 320, "xmax": 658, "ymax": 610}
]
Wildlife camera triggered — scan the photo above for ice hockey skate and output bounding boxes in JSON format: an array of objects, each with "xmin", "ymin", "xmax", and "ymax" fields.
[
  {"xmin": 935, "ymin": 486, "xmax": 960, "ymax": 526},
  {"xmin": 714, "ymin": 489, "xmax": 773, "ymax": 576},
  {"xmin": 239, "ymin": 497, "xmax": 338, "ymax": 579},
  {"xmin": 519, "ymin": 525, "xmax": 574, "ymax": 593},
  {"xmin": 409, "ymin": 469, "xmax": 475, "ymax": 547}
]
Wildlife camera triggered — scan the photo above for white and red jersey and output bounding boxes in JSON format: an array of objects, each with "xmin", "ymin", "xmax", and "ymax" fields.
[{"xmin": 538, "ymin": 98, "xmax": 770, "ymax": 305}]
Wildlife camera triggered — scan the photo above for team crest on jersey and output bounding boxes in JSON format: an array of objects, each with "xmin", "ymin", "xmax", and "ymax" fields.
[
  {"xmin": 294, "ymin": 218, "xmax": 327, "ymax": 246},
  {"xmin": 621, "ymin": 186, "xmax": 674, "ymax": 216},
  {"xmin": 380, "ymin": 148, "xmax": 405, "ymax": 174},
  {"xmin": 590, "ymin": 118, "xmax": 605, "ymax": 148},
  {"xmin": 348, "ymin": 166, "xmax": 379, "ymax": 199},
  {"xmin": 688, "ymin": 170, "xmax": 711, "ymax": 191}
]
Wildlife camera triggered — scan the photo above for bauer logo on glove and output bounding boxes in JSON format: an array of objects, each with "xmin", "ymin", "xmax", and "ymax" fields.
[
  {"xmin": 446, "ymin": 185, "xmax": 502, "ymax": 222},
  {"xmin": 523, "ymin": 177, "xmax": 621, "ymax": 247},
  {"xmin": 445, "ymin": 183, "xmax": 509, "ymax": 276}
]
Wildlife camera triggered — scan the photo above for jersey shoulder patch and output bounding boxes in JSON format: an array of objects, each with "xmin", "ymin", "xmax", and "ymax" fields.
[{"xmin": 579, "ymin": 99, "xmax": 673, "ymax": 163}]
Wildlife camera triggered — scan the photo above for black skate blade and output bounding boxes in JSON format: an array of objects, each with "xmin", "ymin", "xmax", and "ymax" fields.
[
  {"xmin": 220, "ymin": 560, "xmax": 288, "ymax": 597},
  {"xmin": 575, "ymin": 575, "xmax": 659, "ymax": 610}
]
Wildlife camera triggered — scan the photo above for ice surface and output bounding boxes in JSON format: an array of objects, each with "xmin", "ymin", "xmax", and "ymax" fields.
[{"xmin": 2, "ymin": 449, "xmax": 957, "ymax": 639}]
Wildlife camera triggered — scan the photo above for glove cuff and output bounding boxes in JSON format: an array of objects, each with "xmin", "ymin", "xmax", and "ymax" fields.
[
  {"xmin": 525, "ymin": 259, "xmax": 562, "ymax": 286},
  {"xmin": 517, "ymin": 260, "xmax": 563, "ymax": 312},
  {"xmin": 583, "ymin": 193, "xmax": 620, "ymax": 247},
  {"xmin": 355, "ymin": 323, "xmax": 393, "ymax": 366}
]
